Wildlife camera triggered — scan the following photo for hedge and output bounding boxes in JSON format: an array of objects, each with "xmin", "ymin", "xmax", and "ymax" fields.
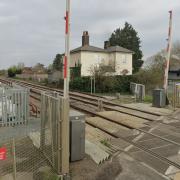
[{"xmin": 69, "ymin": 75, "xmax": 136, "ymax": 94}]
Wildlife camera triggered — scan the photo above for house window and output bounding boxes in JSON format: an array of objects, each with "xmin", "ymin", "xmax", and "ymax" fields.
[{"xmin": 122, "ymin": 55, "xmax": 127, "ymax": 64}]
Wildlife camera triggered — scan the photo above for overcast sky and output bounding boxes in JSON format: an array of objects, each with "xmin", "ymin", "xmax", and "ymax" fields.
[{"xmin": 0, "ymin": 0, "xmax": 180, "ymax": 69}]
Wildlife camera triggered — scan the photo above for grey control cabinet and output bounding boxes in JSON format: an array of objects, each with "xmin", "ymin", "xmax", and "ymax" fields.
[
  {"xmin": 152, "ymin": 89, "xmax": 166, "ymax": 108},
  {"xmin": 70, "ymin": 110, "xmax": 85, "ymax": 162}
]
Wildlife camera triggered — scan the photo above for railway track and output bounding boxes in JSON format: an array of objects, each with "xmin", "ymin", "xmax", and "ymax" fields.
[
  {"xmin": 1, "ymin": 77, "xmax": 180, "ymax": 174},
  {"xmin": 0, "ymin": 77, "xmax": 162, "ymax": 118}
]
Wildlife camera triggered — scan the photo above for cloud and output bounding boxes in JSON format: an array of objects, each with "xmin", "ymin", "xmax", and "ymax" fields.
[{"xmin": 0, "ymin": 0, "xmax": 180, "ymax": 69}]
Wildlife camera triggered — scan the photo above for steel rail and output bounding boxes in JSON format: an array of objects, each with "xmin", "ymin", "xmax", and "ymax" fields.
[{"xmin": 0, "ymin": 78, "xmax": 162, "ymax": 116}]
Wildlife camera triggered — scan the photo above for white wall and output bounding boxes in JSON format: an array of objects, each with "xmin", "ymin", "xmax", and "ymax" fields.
[
  {"xmin": 70, "ymin": 51, "xmax": 132, "ymax": 76},
  {"xmin": 81, "ymin": 51, "xmax": 108, "ymax": 76},
  {"xmin": 115, "ymin": 52, "xmax": 132, "ymax": 75}
]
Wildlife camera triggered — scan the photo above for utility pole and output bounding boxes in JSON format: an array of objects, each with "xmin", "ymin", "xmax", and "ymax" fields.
[
  {"xmin": 163, "ymin": 10, "xmax": 173, "ymax": 92},
  {"xmin": 64, "ymin": 0, "xmax": 71, "ymax": 98},
  {"xmin": 60, "ymin": 0, "xmax": 70, "ymax": 175}
]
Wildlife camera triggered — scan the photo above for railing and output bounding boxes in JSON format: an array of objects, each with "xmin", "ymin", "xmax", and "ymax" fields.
[
  {"xmin": 0, "ymin": 91, "xmax": 69, "ymax": 179},
  {"xmin": 175, "ymin": 83, "xmax": 180, "ymax": 107},
  {"xmin": 130, "ymin": 82, "xmax": 145, "ymax": 102},
  {"xmin": 40, "ymin": 92, "xmax": 69, "ymax": 174},
  {"xmin": 0, "ymin": 87, "xmax": 29, "ymax": 126},
  {"xmin": 168, "ymin": 81, "xmax": 180, "ymax": 108},
  {"xmin": 0, "ymin": 135, "xmax": 58, "ymax": 180}
]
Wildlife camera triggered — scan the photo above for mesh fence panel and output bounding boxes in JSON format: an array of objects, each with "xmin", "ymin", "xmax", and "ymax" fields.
[
  {"xmin": 0, "ymin": 135, "xmax": 58, "ymax": 180},
  {"xmin": 168, "ymin": 81, "xmax": 180, "ymax": 108},
  {"xmin": 0, "ymin": 141, "xmax": 13, "ymax": 177},
  {"xmin": 40, "ymin": 92, "xmax": 63, "ymax": 173},
  {"xmin": 0, "ymin": 91, "xmax": 67, "ymax": 180},
  {"xmin": 0, "ymin": 86, "xmax": 29, "ymax": 127}
]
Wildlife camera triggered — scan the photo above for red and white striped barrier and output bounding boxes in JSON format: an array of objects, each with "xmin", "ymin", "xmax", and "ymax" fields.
[{"xmin": 163, "ymin": 11, "xmax": 173, "ymax": 92}]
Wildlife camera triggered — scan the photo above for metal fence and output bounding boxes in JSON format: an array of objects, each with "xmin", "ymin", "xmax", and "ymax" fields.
[
  {"xmin": 168, "ymin": 81, "xmax": 180, "ymax": 108},
  {"xmin": 40, "ymin": 92, "xmax": 69, "ymax": 175},
  {"xmin": 0, "ymin": 87, "xmax": 29, "ymax": 126},
  {"xmin": 130, "ymin": 82, "xmax": 145, "ymax": 102},
  {"xmin": 0, "ymin": 91, "xmax": 69, "ymax": 179},
  {"xmin": 0, "ymin": 136, "xmax": 58, "ymax": 180}
]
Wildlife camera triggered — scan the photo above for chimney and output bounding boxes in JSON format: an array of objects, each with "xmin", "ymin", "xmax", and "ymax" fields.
[
  {"xmin": 104, "ymin": 41, "xmax": 110, "ymax": 49},
  {"xmin": 82, "ymin": 31, "xmax": 89, "ymax": 46}
]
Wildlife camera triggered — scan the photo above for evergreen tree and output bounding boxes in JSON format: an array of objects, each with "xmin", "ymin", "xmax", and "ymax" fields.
[
  {"xmin": 109, "ymin": 22, "xmax": 143, "ymax": 73},
  {"xmin": 53, "ymin": 54, "xmax": 63, "ymax": 71}
]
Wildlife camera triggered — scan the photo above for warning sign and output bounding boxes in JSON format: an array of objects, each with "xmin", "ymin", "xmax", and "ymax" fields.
[{"xmin": 0, "ymin": 147, "xmax": 7, "ymax": 160}]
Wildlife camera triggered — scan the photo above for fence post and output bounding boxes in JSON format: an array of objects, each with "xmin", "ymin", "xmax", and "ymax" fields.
[
  {"xmin": 48, "ymin": 97, "xmax": 55, "ymax": 167},
  {"xmin": 40, "ymin": 93, "xmax": 45, "ymax": 149},
  {"xmin": 59, "ymin": 98, "xmax": 69, "ymax": 175},
  {"xmin": 173, "ymin": 82, "xmax": 176, "ymax": 110},
  {"xmin": 12, "ymin": 138, "xmax": 17, "ymax": 180}
]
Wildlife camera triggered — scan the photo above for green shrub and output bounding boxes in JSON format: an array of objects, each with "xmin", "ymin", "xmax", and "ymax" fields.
[
  {"xmin": 144, "ymin": 95, "xmax": 153, "ymax": 103},
  {"xmin": 100, "ymin": 140, "xmax": 111, "ymax": 148},
  {"xmin": 8, "ymin": 67, "xmax": 22, "ymax": 77},
  {"xmin": 70, "ymin": 75, "xmax": 136, "ymax": 94}
]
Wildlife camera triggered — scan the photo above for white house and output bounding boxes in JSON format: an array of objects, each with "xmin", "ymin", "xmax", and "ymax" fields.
[{"xmin": 69, "ymin": 31, "xmax": 133, "ymax": 77}]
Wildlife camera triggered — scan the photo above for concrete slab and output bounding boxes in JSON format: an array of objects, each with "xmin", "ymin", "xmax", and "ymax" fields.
[
  {"xmin": 136, "ymin": 138, "xmax": 170, "ymax": 150},
  {"xmin": 127, "ymin": 146, "xmax": 141, "ymax": 153},
  {"xmin": 151, "ymin": 144, "xmax": 179, "ymax": 158},
  {"xmin": 168, "ymin": 155, "xmax": 180, "ymax": 165},
  {"xmin": 122, "ymin": 103, "xmax": 173, "ymax": 116},
  {"xmin": 113, "ymin": 106, "xmax": 159, "ymax": 120},
  {"xmin": 85, "ymin": 140, "xmax": 110, "ymax": 164},
  {"xmin": 130, "ymin": 150, "xmax": 170, "ymax": 174},
  {"xmin": 137, "ymin": 134, "xmax": 157, "ymax": 142},
  {"xmin": 164, "ymin": 135, "xmax": 180, "ymax": 144},
  {"xmin": 86, "ymin": 117, "xmax": 130, "ymax": 135},
  {"xmin": 114, "ymin": 129, "xmax": 140, "ymax": 139},
  {"xmin": 86, "ymin": 124, "xmax": 113, "ymax": 142},
  {"xmin": 97, "ymin": 111, "xmax": 148, "ymax": 129},
  {"xmin": 154, "ymin": 124, "xmax": 180, "ymax": 136},
  {"xmin": 115, "ymin": 153, "xmax": 168, "ymax": 180},
  {"xmin": 150, "ymin": 129, "xmax": 170, "ymax": 137},
  {"xmin": 167, "ymin": 122, "xmax": 180, "ymax": 129},
  {"xmin": 109, "ymin": 138, "xmax": 131, "ymax": 151}
]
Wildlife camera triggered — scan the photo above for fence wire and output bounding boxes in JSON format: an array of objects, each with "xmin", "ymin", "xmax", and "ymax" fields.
[
  {"xmin": 168, "ymin": 81, "xmax": 180, "ymax": 108},
  {"xmin": 130, "ymin": 82, "xmax": 145, "ymax": 102},
  {"xmin": 0, "ymin": 85, "xmax": 29, "ymax": 126},
  {"xmin": 0, "ymin": 135, "xmax": 58, "ymax": 180},
  {"xmin": 0, "ymin": 91, "xmax": 67, "ymax": 180}
]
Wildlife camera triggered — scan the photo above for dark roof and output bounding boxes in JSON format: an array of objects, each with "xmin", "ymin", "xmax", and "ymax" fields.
[
  {"xmin": 70, "ymin": 45, "xmax": 133, "ymax": 54},
  {"xmin": 169, "ymin": 69, "xmax": 180, "ymax": 73},
  {"xmin": 168, "ymin": 72, "xmax": 180, "ymax": 80},
  {"xmin": 106, "ymin": 46, "xmax": 134, "ymax": 53},
  {"xmin": 71, "ymin": 45, "xmax": 105, "ymax": 53}
]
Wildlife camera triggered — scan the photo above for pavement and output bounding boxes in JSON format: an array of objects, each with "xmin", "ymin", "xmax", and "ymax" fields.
[
  {"xmin": 115, "ymin": 153, "xmax": 169, "ymax": 180},
  {"xmin": 108, "ymin": 109, "xmax": 180, "ymax": 180}
]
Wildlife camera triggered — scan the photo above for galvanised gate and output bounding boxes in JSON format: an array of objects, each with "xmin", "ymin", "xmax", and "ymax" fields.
[{"xmin": 0, "ymin": 86, "xmax": 29, "ymax": 126}]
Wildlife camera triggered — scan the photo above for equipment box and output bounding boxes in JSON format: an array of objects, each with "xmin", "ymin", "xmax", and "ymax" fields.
[
  {"xmin": 152, "ymin": 89, "xmax": 166, "ymax": 108},
  {"xmin": 70, "ymin": 110, "xmax": 85, "ymax": 162}
]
